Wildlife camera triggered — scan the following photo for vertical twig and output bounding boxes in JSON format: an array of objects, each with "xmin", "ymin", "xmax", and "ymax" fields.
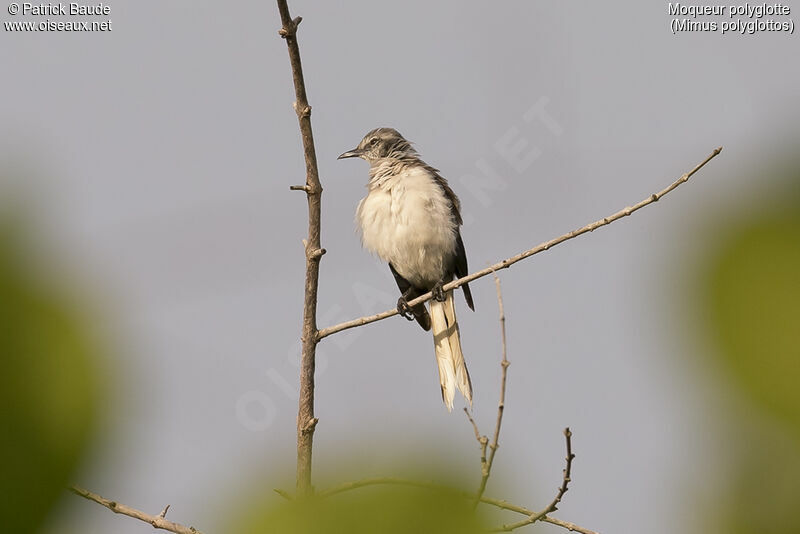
[
  {"xmin": 466, "ymin": 274, "xmax": 511, "ymax": 507},
  {"xmin": 490, "ymin": 275, "xmax": 509, "ymax": 451},
  {"xmin": 276, "ymin": 0, "xmax": 324, "ymax": 496}
]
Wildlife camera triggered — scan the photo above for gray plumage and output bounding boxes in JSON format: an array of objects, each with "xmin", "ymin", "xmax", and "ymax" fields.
[{"xmin": 338, "ymin": 128, "xmax": 474, "ymax": 411}]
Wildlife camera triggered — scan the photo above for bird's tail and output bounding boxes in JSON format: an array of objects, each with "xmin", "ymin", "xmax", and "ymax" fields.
[{"xmin": 430, "ymin": 290, "xmax": 472, "ymax": 411}]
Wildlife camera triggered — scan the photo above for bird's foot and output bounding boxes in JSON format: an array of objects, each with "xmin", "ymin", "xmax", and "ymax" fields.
[
  {"xmin": 432, "ymin": 281, "xmax": 446, "ymax": 303},
  {"xmin": 397, "ymin": 297, "xmax": 416, "ymax": 321}
]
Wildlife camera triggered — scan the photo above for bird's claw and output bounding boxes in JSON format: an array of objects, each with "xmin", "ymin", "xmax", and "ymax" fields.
[
  {"xmin": 397, "ymin": 297, "xmax": 416, "ymax": 321},
  {"xmin": 432, "ymin": 282, "xmax": 446, "ymax": 303}
]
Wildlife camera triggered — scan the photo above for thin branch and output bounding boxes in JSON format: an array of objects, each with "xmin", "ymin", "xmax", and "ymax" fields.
[
  {"xmin": 540, "ymin": 516, "xmax": 598, "ymax": 534},
  {"xmin": 481, "ymin": 493, "xmax": 599, "ymax": 534},
  {"xmin": 544, "ymin": 428, "xmax": 575, "ymax": 514},
  {"xmin": 317, "ymin": 146, "xmax": 722, "ymax": 340},
  {"xmin": 485, "ymin": 275, "xmax": 509, "ymax": 489},
  {"xmin": 465, "ymin": 408, "xmax": 490, "ymax": 492},
  {"xmin": 465, "ymin": 407, "xmax": 485, "ymax": 445},
  {"xmin": 69, "ymin": 486, "xmax": 202, "ymax": 534},
  {"xmin": 276, "ymin": 0, "xmax": 324, "ymax": 496},
  {"xmin": 317, "ymin": 477, "xmax": 597, "ymax": 534},
  {"xmin": 274, "ymin": 488, "xmax": 294, "ymax": 500},
  {"xmin": 318, "ymin": 476, "xmax": 452, "ymax": 498},
  {"xmin": 466, "ymin": 274, "xmax": 510, "ymax": 507},
  {"xmin": 490, "ymin": 428, "xmax": 576, "ymax": 532}
]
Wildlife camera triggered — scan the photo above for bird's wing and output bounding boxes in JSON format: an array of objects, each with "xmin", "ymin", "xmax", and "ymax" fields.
[{"xmin": 424, "ymin": 164, "xmax": 463, "ymax": 225}]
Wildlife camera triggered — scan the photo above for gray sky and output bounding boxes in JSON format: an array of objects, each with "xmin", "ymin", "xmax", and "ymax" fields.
[{"xmin": 2, "ymin": 1, "xmax": 798, "ymax": 533}]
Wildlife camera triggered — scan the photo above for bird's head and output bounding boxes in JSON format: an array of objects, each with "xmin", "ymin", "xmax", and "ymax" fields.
[{"xmin": 337, "ymin": 127, "xmax": 416, "ymax": 164}]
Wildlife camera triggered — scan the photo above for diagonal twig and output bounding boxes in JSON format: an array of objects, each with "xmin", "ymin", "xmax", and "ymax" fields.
[
  {"xmin": 481, "ymin": 492, "xmax": 598, "ymax": 534},
  {"xmin": 69, "ymin": 486, "xmax": 202, "ymax": 534},
  {"xmin": 317, "ymin": 147, "xmax": 722, "ymax": 340},
  {"xmin": 489, "ymin": 428, "xmax": 576, "ymax": 532},
  {"xmin": 274, "ymin": 488, "xmax": 294, "ymax": 500},
  {"xmin": 465, "ymin": 408, "xmax": 489, "ymax": 483}
]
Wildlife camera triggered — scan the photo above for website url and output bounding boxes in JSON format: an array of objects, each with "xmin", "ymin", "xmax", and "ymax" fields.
[{"xmin": 4, "ymin": 19, "xmax": 111, "ymax": 31}]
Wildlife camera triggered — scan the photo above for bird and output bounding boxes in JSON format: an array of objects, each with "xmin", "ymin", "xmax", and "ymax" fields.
[{"xmin": 338, "ymin": 127, "xmax": 475, "ymax": 411}]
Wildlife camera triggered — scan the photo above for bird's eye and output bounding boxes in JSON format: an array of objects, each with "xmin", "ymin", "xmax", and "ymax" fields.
[{"xmin": 369, "ymin": 137, "xmax": 378, "ymax": 146}]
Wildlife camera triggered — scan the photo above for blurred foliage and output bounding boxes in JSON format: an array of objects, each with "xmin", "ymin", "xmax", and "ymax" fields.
[
  {"xmin": 0, "ymin": 215, "xmax": 100, "ymax": 534},
  {"xmin": 231, "ymin": 482, "xmax": 488, "ymax": 534},
  {"xmin": 704, "ymin": 199, "xmax": 800, "ymax": 433},
  {"xmin": 697, "ymin": 160, "xmax": 800, "ymax": 534},
  {"xmin": 713, "ymin": 432, "xmax": 800, "ymax": 534}
]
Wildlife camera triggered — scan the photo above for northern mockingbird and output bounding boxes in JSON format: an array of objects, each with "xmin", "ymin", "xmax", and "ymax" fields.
[{"xmin": 338, "ymin": 128, "xmax": 474, "ymax": 411}]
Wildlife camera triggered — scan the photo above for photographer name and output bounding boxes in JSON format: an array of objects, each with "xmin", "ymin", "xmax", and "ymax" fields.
[{"xmin": 22, "ymin": 2, "xmax": 110, "ymax": 16}]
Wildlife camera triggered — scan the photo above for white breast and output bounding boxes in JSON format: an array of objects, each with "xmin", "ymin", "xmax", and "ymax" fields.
[{"xmin": 356, "ymin": 165, "xmax": 457, "ymax": 288}]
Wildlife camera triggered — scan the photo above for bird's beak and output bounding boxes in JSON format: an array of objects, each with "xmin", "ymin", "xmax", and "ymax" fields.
[{"xmin": 337, "ymin": 148, "xmax": 364, "ymax": 160}]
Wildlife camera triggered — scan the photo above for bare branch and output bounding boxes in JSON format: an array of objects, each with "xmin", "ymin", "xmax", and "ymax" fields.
[
  {"xmin": 276, "ymin": 0, "xmax": 324, "ymax": 495},
  {"xmin": 274, "ymin": 488, "xmax": 293, "ymax": 500},
  {"xmin": 539, "ymin": 516, "xmax": 598, "ymax": 534},
  {"xmin": 466, "ymin": 274, "xmax": 511, "ymax": 507},
  {"xmin": 69, "ymin": 486, "xmax": 202, "ymax": 534},
  {"xmin": 541, "ymin": 428, "xmax": 575, "ymax": 516},
  {"xmin": 317, "ymin": 147, "xmax": 722, "ymax": 340},
  {"xmin": 485, "ymin": 275, "xmax": 509, "ymax": 483},
  {"xmin": 464, "ymin": 407, "xmax": 490, "ymax": 490},
  {"xmin": 490, "ymin": 428, "xmax": 576, "ymax": 532},
  {"xmin": 318, "ymin": 476, "xmax": 451, "ymax": 498},
  {"xmin": 465, "ymin": 407, "xmax": 484, "ymax": 445},
  {"xmin": 481, "ymin": 494, "xmax": 599, "ymax": 534}
]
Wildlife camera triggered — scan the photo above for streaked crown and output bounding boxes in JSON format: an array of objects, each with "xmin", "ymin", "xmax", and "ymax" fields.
[{"xmin": 338, "ymin": 127, "xmax": 418, "ymax": 163}]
